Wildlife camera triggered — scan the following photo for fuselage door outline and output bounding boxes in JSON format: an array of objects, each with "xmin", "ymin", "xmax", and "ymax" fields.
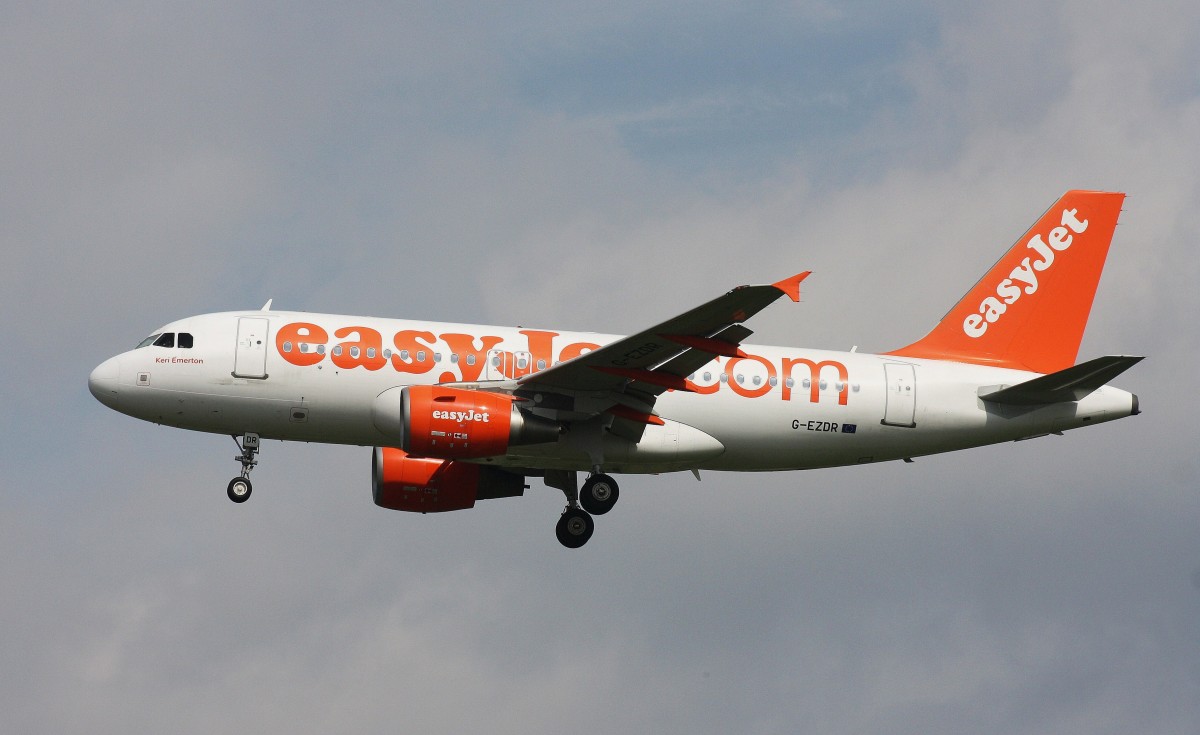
[
  {"xmin": 882, "ymin": 362, "xmax": 916, "ymax": 428},
  {"xmin": 233, "ymin": 317, "xmax": 270, "ymax": 380}
]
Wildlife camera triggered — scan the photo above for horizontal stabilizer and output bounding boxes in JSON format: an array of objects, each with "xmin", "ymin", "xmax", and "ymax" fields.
[{"xmin": 979, "ymin": 355, "xmax": 1144, "ymax": 405}]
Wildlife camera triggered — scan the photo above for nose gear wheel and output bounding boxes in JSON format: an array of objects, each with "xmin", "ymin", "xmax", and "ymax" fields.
[{"xmin": 227, "ymin": 433, "xmax": 260, "ymax": 503}]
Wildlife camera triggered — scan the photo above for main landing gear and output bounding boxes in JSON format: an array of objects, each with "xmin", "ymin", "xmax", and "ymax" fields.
[
  {"xmin": 227, "ymin": 432, "xmax": 260, "ymax": 503},
  {"xmin": 553, "ymin": 471, "xmax": 620, "ymax": 549},
  {"xmin": 580, "ymin": 474, "xmax": 619, "ymax": 515},
  {"xmin": 556, "ymin": 509, "xmax": 593, "ymax": 549}
]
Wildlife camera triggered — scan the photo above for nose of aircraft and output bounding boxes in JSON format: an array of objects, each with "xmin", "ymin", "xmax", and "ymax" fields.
[{"xmin": 88, "ymin": 356, "xmax": 121, "ymax": 407}]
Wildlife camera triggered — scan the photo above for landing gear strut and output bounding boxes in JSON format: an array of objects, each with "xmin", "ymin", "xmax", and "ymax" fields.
[{"xmin": 227, "ymin": 433, "xmax": 260, "ymax": 503}]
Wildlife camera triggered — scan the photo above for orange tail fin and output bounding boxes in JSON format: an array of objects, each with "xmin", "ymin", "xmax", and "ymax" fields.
[{"xmin": 887, "ymin": 190, "xmax": 1125, "ymax": 374}]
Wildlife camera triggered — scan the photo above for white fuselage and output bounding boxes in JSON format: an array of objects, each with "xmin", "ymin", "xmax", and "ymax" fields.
[{"xmin": 88, "ymin": 310, "xmax": 1138, "ymax": 474}]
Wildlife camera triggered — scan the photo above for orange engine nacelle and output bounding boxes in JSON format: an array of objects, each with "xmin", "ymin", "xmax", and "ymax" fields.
[
  {"xmin": 404, "ymin": 385, "xmax": 516, "ymax": 458},
  {"xmin": 372, "ymin": 385, "xmax": 561, "ymax": 460},
  {"xmin": 372, "ymin": 447, "xmax": 525, "ymax": 513}
]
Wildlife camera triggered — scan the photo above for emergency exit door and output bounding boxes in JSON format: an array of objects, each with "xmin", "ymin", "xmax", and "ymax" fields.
[
  {"xmin": 882, "ymin": 363, "xmax": 916, "ymax": 427},
  {"xmin": 233, "ymin": 317, "xmax": 270, "ymax": 379}
]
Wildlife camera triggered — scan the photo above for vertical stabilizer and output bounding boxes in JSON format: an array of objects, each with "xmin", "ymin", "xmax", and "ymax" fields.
[{"xmin": 887, "ymin": 190, "xmax": 1125, "ymax": 374}]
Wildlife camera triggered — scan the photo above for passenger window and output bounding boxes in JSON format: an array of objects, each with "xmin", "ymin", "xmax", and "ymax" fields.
[
  {"xmin": 178, "ymin": 333, "xmax": 193, "ymax": 349},
  {"xmin": 153, "ymin": 333, "xmax": 175, "ymax": 348}
]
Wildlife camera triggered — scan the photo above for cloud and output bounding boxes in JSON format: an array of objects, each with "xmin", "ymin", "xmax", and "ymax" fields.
[{"xmin": 3, "ymin": 2, "xmax": 1199, "ymax": 734}]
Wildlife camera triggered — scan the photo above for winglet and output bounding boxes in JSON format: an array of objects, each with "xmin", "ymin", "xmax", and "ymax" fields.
[{"xmin": 773, "ymin": 271, "xmax": 811, "ymax": 303}]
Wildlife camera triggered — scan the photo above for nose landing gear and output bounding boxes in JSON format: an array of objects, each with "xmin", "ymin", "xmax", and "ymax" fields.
[{"xmin": 227, "ymin": 433, "xmax": 260, "ymax": 503}]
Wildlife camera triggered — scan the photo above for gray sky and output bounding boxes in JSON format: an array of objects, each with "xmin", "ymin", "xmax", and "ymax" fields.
[{"xmin": 3, "ymin": 2, "xmax": 1198, "ymax": 733}]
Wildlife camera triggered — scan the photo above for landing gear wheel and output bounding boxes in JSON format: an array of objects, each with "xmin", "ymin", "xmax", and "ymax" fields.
[
  {"xmin": 580, "ymin": 473, "xmax": 619, "ymax": 515},
  {"xmin": 228, "ymin": 433, "xmax": 260, "ymax": 503},
  {"xmin": 227, "ymin": 477, "xmax": 252, "ymax": 503},
  {"xmin": 556, "ymin": 508, "xmax": 594, "ymax": 548}
]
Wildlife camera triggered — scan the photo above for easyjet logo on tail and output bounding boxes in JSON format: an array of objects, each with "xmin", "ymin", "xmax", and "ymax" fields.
[
  {"xmin": 886, "ymin": 190, "xmax": 1124, "ymax": 373},
  {"xmin": 963, "ymin": 207, "xmax": 1090, "ymax": 338}
]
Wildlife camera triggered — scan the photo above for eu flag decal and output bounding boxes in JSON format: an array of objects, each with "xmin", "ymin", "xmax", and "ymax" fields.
[{"xmin": 841, "ymin": 423, "xmax": 857, "ymax": 434}]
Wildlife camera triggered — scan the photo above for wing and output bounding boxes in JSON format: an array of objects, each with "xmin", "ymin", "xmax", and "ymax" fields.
[{"xmin": 514, "ymin": 272, "xmax": 810, "ymax": 440}]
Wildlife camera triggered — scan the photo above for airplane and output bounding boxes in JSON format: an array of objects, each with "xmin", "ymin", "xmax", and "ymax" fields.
[{"xmin": 89, "ymin": 190, "xmax": 1142, "ymax": 548}]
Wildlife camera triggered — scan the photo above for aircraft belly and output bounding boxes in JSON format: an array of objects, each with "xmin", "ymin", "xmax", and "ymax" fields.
[{"xmin": 656, "ymin": 389, "xmax": 883, "ymax": 471}]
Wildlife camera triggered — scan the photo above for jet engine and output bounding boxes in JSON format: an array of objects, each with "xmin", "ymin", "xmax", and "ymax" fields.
[
  {"xmin": 372, "ymin": 446, "xmax": 525, "ymax": 513},
  {"xmin": 372, "ymin": 385, "xmax": 560, "ymax": 459}
]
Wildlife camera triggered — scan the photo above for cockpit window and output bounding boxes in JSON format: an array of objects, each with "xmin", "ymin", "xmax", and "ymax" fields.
[{"xmin": 135, "ymin": 332, "xmax": 194, "ymax": 349}]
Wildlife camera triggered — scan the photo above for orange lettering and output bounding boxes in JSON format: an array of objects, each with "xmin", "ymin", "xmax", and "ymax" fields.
[
  {"xmin": 558, "ymin": 341, "xmax": 600, "ymax": 363},
  {"xmin": 331, "ymin": 327, "xmax": 388, "ymax": 370},
  {"xmin": 726, "ymin": 355, "xmax": 776, "ymax": 398},
  {"xmin": 489, "ymin": 350, "xmax": 533, "ymax": 379},
  {"xmin": 391, "ymin": 330, "xmax": 437, "ymax": 374},
  {"xmin": 276, "ymin": 322, "xmax": 327, "ymax": 367},
  {"xmin": 781, "ymin": 358, "xmax": 849, "ymax": 405},
  {"xmin": 519, "ymin": 330, "xmax": 558, "ymax": 373},
  {"xmin": 441, "ymin": 333, "xmax": 504, "ymax": 382},
  {"xmin": 685, "ymin": 376, "xmax": 721, "ymax": 395}
]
